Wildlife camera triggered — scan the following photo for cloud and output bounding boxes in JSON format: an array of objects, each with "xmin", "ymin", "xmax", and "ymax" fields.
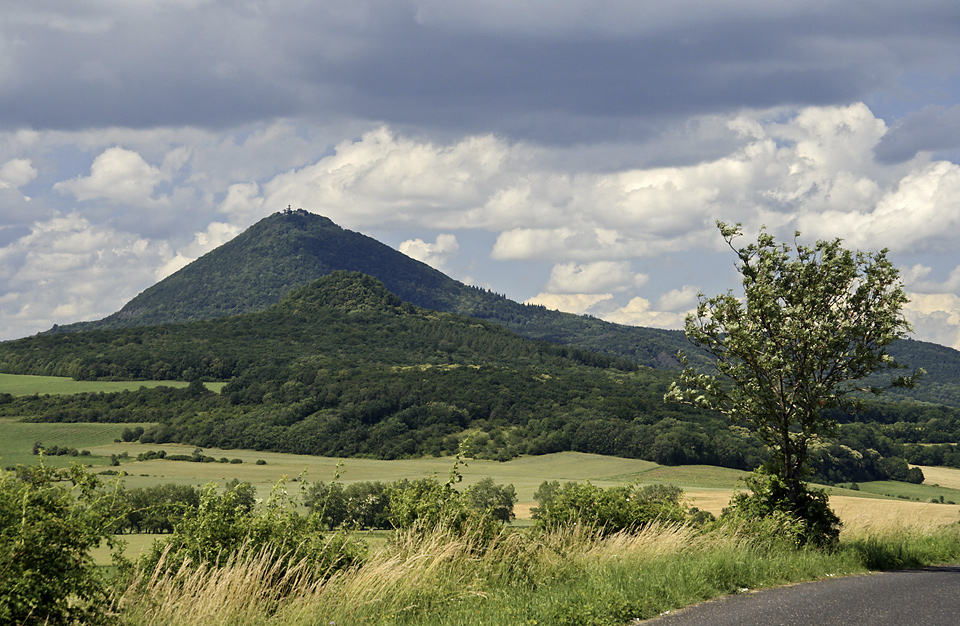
[
  {"xmin": 398, "ymin": 234, "xmax": 460, "ymax": 271},
  {"xmin": 0, "ymin": 159, "xmax": 38, "ymax": 189},
  {"xmin": 525, "ymin": 292, "xmax": 612, "ymax": 315},
  {"xmin": 796, "ymin": 159, "xmax": 960, "ymax": 252},
  {"xmin": 600, "ymin": 296, "xmax": 689, "ymax": 329},
  {"xmin": 903, "ymin": 293, "xmax": 960, "ymax": 350},
  {"xmin": 252, "ymin": 128, "xmax": 535, "ymax": 230},
  {"xmin": 656, "ymin": 285, "xmax": 701, "ymax": 312},
  {"xmin": 156, "ymin": 221, "xmax": 243, "ymax": 280},
  {"xmin": 0, "ymin": 212, "xmax": 172, "ymax": 338},
  {"xmin": 2, "ymin": 2, "xmax": 959, "ymax": 143},
  {"xmin": 205, "ymin": 103, "xmax": 960, "ymax": 265},
  {"xmin": 544, "ymin": 261, "xmax": 646, "ymax": 293},
  {"xmin": 875, "ymin": 105, "xmax": 960, "ymax": 164},
  {"xmin": 54, "ymin": 147, "xmax": 165, "ymax": 204}
]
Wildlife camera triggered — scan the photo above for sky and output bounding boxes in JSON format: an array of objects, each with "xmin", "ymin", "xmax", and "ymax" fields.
[{"xmin": 3, "ymin": 1, "xmax": 960, "ymax": 348}]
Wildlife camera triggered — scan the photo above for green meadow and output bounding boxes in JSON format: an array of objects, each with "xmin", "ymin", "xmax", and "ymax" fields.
[
  {"xmin": 0, "ymin": 418, "xmax": 155, "ymax": 468},
  {"xmin": 851, "ymin": 479, "xmax": 960, "ymax": 503},
  {"xmin": 0, "ymin": 372, "xmax": 226, "ymax": 396},
  {"xmin": 3, "ymin": 369, "xmax": 959, "ymax": 535}
]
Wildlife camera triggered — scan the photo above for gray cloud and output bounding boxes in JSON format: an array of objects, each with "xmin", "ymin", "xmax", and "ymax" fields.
[
  {"xmin": 2, "ymin": 2, "xmax": 958, "ymax": 143},
  {"xmin": 875, "ymin": 105, "xmax": 960, "ymax": 163}
]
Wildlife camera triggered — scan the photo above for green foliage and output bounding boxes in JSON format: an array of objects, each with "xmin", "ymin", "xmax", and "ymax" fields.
[
  {"xmin": 41, "ymin": 210, "xmax": 702, "ymax": 370},
  {"xmin": 387, "ymin": 477, "xmax": 470, "ymax": 530},
  {"xmin": 465, "ymin": 477, "xmax": 517, "ymax": 522},
  {"xmin": 304, "ymin": 480, "xmax": 393, "ymax": 530},
  {"xmin": 304, "ymin": 474, "xmax": 518, "ymax": 532},
  {"xmin": 0, "ymin": 463, "xmax": 124, "ymax": 625},
  {"xmin": 120, "ymin": 483, "xmax": 200, "ymax": 534},
  {"xmin": 534, "ymin": 480, "xmax": 693, "ymax": 533},
  {"xmin": 668, "ymin": 222, "xmax": 917, "ymax": 530},
  {"xmin": 139, "ymin": 478, "xmax": 364, "ymax": 577},
  {"xmin": 723, "ymin": 469, "xmax": 841, "ymax": 549},
  {"xmin": 0, "ymin": 273, "xmax": 764, "ymax": 469}
]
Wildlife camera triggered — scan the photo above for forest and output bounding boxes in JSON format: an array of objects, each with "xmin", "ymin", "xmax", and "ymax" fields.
[{"xmin": 1, "ymin": 272, "xmax": 955, "ymax": 484}]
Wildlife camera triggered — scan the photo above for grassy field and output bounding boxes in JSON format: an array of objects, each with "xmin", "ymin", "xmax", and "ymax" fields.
[
  {"xmin": 0, "ymin": 373, "xmax": 226, "ymax": 396},
  {"xmin": 0, "ymin": 418, "xmax": 155, "ymax": 468},
  {"xmin": 7, "ymin": 415, "xmax": 960, "ymax": 531},
  {"xmin": 7, "ymin": 417, "xmax": 959, "ymax": 529},
  {"xmin": 68, "ymin": 441, "xmax": 960, "ymax": 530},
  {"xmin": 851, "ymin": 478, "xmax": 960, "ymax": 503},
  {"xmin": 112, "ymin": 517, "xmax": 960, "ymax": 626}
]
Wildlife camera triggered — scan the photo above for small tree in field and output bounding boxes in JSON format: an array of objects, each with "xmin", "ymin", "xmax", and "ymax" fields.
[{"xmin": 666, "ymin": 222, "xmax": 919, "ymax": 542}]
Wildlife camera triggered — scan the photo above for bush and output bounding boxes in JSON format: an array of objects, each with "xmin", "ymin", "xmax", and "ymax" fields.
[
  {"xmin": 722, "ymin": 469, "xmax": 841, "ymax": 549},
  {"xmin": 464, "ymin": 477, "xmax": 517, "ymax": 522},
  {"xmin": 138, "ymin": 478, "xmax": 364, "ymax": 578},
  {"xmin": 534, "ymin": 481, "xmax": 692, "ymax": 533},
  {"xmin": 0, "ymin": 463, "xmax": 124, "ymax": 625},
  {"xmin": 120, "ymin": 483, "xmax": 201, "ymax": 534},
  {"xmin": 388, "ymin": 478, "xmax": 470, "ymax": 531}
]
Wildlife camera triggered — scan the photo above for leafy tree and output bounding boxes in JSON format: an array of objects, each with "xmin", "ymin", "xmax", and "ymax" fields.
[
  {"xmin": 387, "ymin": 478, "xmax": 469, "ymax": 531},
  {"xmin": 0, "ymin": 463, "xmax": 125, "ymax": 625},
  {"xmin": 666, "ymin": 222, "xmax": 919, "ymax": 534},
  {"xmin": 530, "ymin": 480, "xmax": 560, "ymax": 520},
  {"xmin": 464, "ymin": 477, "xmax": 517, "ymax": 522},
  {"xmin": 533, "ymin": 481, "xmax": 691, "ymax": 533},
  {"xmin": 139, "ymin": 478, "xmax": 363, "ymax": 577}
]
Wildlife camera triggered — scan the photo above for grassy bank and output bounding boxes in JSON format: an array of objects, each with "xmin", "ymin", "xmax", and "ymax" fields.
[
  {"xmin": 114, "ymin": 520, "xmax": 960, "ymax": 626},
  {"xmin": 0, "ymin": 372, "xmax": 227, "ymax": 396}
]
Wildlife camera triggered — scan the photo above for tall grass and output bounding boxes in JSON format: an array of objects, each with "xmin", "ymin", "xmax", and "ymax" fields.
[{"xmin": 115, "ymin": 517, "xmax": 960, "ymax": 626}]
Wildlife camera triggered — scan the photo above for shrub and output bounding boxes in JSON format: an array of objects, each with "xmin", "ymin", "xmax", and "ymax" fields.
[
  {"xmin": 138, "ymin": 478, "xmax": 364, "ymax": 578},
  {"xmin": 464, "ymin": 477, "xmax": 517, "ymax": 522},
  {"xmin": 0, "ymin": 463, "xmax": 124, "ymax": 625},
  {"xmin": 722, "ymin": 469, "xmax": 841, "ymax": 549},
  {"xmin": 120, "ymin": 483, "xmax": 201, "ymax": 534},
  {"xmin": 388, "ymin": 478, "xmax": 469, "ymax": 530},
  {"xmin": 534, "ymin": 481, "xmax": 691, "ymax": 533}
]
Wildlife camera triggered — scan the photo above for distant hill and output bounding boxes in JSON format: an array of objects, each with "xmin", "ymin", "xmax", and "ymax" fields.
[
  {"xmin": 6, "ymin": 271, "xmax": 960, "ymax": 483},
  {"xmin": 2, "ymin": 272, "xmax": 765, "ymax": 465},
  {"xmin": 40, "ymin": 208, "xmax": 960, "ymax": 405},
  {"xmin": 48, "ymin": 209, "xmax": 699, "ymax": 369}
]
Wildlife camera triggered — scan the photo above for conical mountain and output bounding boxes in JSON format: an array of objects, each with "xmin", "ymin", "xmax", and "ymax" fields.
[{"xmin": 48, "ymin": 209, "xmax": 695, "ymax": 368}]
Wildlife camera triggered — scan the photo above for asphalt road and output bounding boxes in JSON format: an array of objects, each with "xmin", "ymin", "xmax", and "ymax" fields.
[{"xmin": 638, "ymin": 566, "xmax": 960, "ymax": 626}]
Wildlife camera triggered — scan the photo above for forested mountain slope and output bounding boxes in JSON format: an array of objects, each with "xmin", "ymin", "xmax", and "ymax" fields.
[
  {"xmin": 5, "ymin": 272, "xmax": 960, "ymax": 481},
  {"xmin": 46, "ymin": 209, "xmax": 698, "ymax": 369},
  {"xmin": 42, "ymin": 208, "xmax": 960, "ymax": 405},
  {"xmin": 0, "ymin": 272, "xmax": 763, "ymax": 465}
]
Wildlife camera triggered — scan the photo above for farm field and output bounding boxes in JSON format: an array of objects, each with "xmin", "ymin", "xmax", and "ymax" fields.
[
  {"xmin": 850, "ymin": 478, "xmax": 960, "ymax": 504},
  {"xmin": 6, "ymin": 415, "xmax": 960, "ymax": 531},
  {"xmin": 0, "ymin": 418, "xmax": 154, "ymax": 468},
  {"xmin": 77, "ymin": 441, "xmax": 960, "ymax": 528},
  {"xmin": 915, "ymin": 464, "xmax": 960, "ymax": 490},
  {"xmin": 0, "ymin": 372, "xmax": 226, "ymax": 396}
]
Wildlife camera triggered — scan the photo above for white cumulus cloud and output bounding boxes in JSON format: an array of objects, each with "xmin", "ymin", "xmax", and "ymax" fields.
[
  {"xmin": 0, "ymin": 212, "xmax": 172, "ymax": 338},
  {"xmin": 655, "ymin": 285, "xmax": 701, "ymax": 312},
  {"xmin": 601, "ymin": 297, "xmax": 689, "ymax": 329},
  {"xmin": 398, "ymin": 233, "xmax": 460, "ymax": 271},
  {"xmin": 54, "ymin": 146, "xmax": 165, "ymax": 204},
  {"xmin": 544, "ymin": 261, "xmax": 646, "ymax": 294},
  {"xmin": 903, "ymin": 293, "xmax": 960, "ymax": 350},
  {"xmin": 525, "ymin": 292, "xmax": 613, "ymax": 315},
  {"xmin": 0, "ymin": 158, "xmax": 38, "ymax": 189}
]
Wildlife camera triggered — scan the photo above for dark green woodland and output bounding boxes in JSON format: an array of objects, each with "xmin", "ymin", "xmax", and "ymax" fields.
[{"xmin": 4, "ymin": 210, "xmax": 960, "ymax": 483}]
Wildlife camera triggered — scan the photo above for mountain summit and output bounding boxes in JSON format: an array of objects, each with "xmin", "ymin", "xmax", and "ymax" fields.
[
  {"xmin": 53, "ymin": 209, "xmax": 465, "ymax": 330},
  {"xmin": 49, "ymin": 209, "xmax": 695, "ymax": 368}
]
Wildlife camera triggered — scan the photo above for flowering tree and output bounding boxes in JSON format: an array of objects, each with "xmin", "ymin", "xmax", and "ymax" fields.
[{"xmin": 666, "ymin": 222, "xmax": 920, "ymax": 516}]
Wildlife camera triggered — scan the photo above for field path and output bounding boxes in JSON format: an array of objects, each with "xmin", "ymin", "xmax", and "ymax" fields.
[{"xmin": 638, "ymin": 566, "xmax": 960, "ymax": 625}]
